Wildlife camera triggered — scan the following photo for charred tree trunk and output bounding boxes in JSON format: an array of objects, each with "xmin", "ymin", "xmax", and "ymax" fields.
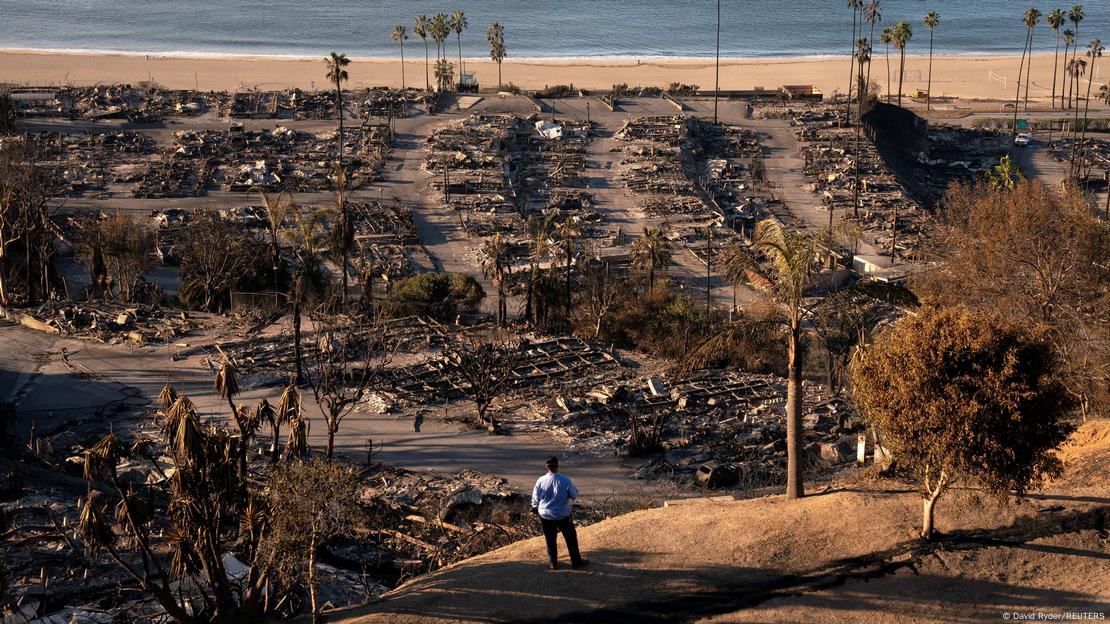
[{"xmin": 785, "ymin": 317, "xmax": 805, "ymax": 500}]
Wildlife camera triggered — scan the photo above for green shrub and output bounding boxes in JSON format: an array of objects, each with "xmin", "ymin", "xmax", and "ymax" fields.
[{"xmin": 389, "ymin": 272, "xmax": 484, "ymax": 321}]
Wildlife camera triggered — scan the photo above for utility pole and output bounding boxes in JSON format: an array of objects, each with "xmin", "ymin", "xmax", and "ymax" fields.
[{"xmin": 714, "ymin": 0, "xmax": 721, "ymax": 124}]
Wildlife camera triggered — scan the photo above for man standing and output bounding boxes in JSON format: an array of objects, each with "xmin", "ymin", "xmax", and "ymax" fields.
[{"xmin": 531, "ymin": 456, "xmax": 587, "ymax": 570}]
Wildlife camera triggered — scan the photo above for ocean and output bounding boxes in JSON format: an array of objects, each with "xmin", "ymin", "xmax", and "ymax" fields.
[{"xmin": 1, "ymin": 1, "xmax": 1108, "ymax": 60}]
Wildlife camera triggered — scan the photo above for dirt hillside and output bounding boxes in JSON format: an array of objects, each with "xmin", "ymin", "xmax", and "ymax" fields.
[{"xmin": 333, "ymin": 421, "xmax": 1110, "ymax": 623}]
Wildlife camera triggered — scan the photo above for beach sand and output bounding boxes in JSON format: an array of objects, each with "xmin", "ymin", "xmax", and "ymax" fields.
[{"xmin": 0, "ymin": 50, "xmax": 1087, "ymax": 102}]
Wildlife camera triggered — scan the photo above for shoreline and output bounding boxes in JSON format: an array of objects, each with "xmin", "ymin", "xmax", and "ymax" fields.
[
  {"xmin": 0, "ymin": 49, "xmax": 1071, "ymax": 101},
  {"xmin": 0, "ymin": 46, "xmax": 1043, "ymax": 63}
]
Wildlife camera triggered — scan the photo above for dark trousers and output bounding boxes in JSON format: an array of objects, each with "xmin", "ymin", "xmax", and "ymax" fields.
[{"xmin": 540, "ymin": 515, "xmax": 582, "ymax": 565}]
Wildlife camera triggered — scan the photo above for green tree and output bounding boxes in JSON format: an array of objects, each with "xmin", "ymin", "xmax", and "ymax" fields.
[
  {"xmin": 392, "ymin": 24, "xmax": 408, "ymax": 90},
  {"xmin": 1048, "ymin": 9, "xmax": 1065, "ymax": 109},
  {"xmin": 892, "ymin": 21, "xmax": 912, "ymax": 106},
  {"xmin": 850, "ymin": 307, "xmax": 1073, "ymax": 539},
  {"xmin": 631, "ymin": 226, "xmax": 673, "ymax": 292},
  {"xmin": 324, "ymin": 52, "xmax": 350, "ymax": 166},
  {"xmin": 414, "ymin": 15, "xmax": 430, "ymax": 90},
  {"xmin": 487, "ymin": 22, "xmax": 507, "ymax": 89},
  {"xmin": 923, "ymin": 11, "xmax": 940, "ymax": 111}
]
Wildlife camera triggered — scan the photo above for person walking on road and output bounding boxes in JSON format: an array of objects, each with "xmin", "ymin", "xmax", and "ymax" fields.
[{"xmin": 531, "ymin": 456, "xmax": 588, "ymax": 570}]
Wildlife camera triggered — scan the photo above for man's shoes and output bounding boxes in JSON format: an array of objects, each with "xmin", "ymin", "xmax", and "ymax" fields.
[
  {"xmin": 571, "ymin": 559, "xmax": 589, "ymax": 569},
  {"xmin": 548, "ymin": 561, "xmax": 559, "ymax": 570}
]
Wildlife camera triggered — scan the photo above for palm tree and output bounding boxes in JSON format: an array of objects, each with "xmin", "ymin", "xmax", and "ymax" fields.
[
  {"xmin": 864, "ymin": 1, "xmax": 882, "ymax": 100},
  {"xmin": 392, "ymin": 25, "xmax": 408, "ymax": 90},
  {"xmin": 450, "ymin": 11, "xmax": 468, "ymax": 80},
  {"xmin": 630, "ymin": 227, "xmax": 673, "ymax": 292},
  {"xmin": 1013, "ymin": 9, "xmax": 1039, "ymax": 131},
  {"xmin": 487, "ymin": 23, "xmax": 507, "ymax": 90},
  {"xmin": 720, "ymin": 220, "xmax": 827, "ymax": 500},
  {"xmin": 324, "ymin": 52, "xmax": 350, "ymax": 167},
  {"xmin": 555, "ymin": 220, "xmax": 582, "ymax": 322},
  {"xmin": 1077, "ymin": 39, "xmax": 1104, "ymax": 176},
  {"xmin": 1068, "ymin": 56, "xmax": 1087, "ymax": 146},
  {"xmin": 892, "ymin": 21, "xmax": 912, "ymax": 106},
  {"xmin": 1024, "ymin": 8, "xmax": 1042, "ymax": 111},
  {"xmin": 431, "ymin": 13, "xmax": 449, "ymax": 62},
  {"xmin": 414, "ymin": 16, "xmax": 430, "ymax": 91},
  {"xmin": 1048, "ymin": 9, "xmax": 1065, "ymax": 109},
  {"xmin": 434, "ymin": 58, "xmax": 454, "ymax": 92},
  {"xmin": 923, "ymin": 12, "xmax": 940, "ymax": 111},
  {"xmin": 853, "ymin": 37, "xmax": 871, "ymax": 220},
  {"xmin": 1067, "ymin": 5, "xmax": 1085, "ymax": 108},
  {"xmin": 881, "ymin": 27, "xmax": 894, "ymax": 103},
  {"xmin": 1063, "ymin": 29, "xmax": 1076, "ymax": 109},
  {"xmin": 480, "ymin": 233, "xmax": 512, "ymax": 327},
  {"xmin": 525, "ymin": 214, "xmax": 557, "ymax": 324},
  {"xmin": 845, "ymin": 0, "xmax": 863, "ymax": 122},
  {"xmin": 254, "ymin": 190, "xmax": 292, "ymax": 294}
]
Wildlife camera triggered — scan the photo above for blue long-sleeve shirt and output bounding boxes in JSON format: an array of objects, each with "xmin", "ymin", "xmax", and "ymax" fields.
[{"xmin": 531, "ymin": 472, "xmax": 578, "ymax": 520}]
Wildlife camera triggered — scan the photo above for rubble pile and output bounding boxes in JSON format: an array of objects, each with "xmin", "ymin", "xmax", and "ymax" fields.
[
  {"xmin": 390, "ymin": 336, "xmax": 623, "ymax": 402},
  {"xmin": 918, "ymin": 126, "xmax": 1008, "ymax": 203},
  {"xmin": 16, "ymin": 301, "xmax": 198, "ymax": 344},
  {"xmin": 167, "ymin": 126, "xmax": 387, "ymax": 192},
  {"xmin": 349, "ymin": 466, "xmax": 609, "ymax": 574},
  {"xmin": 1, "ymin": 131, "xmax": 156, "ymax": 196},
  {"xmin": 132, "ymin": 159, "xmax": 211, "ymax": 198},
  {"xmin": 1050, "ymin": 136, "xmax": 1110, "ymax": 180},
  {"xmin": 424, "ymin": 114, "xmax": 527, "ymax": 217},
  {"xmin": 545, "ymin": 369, "xmax": 859, "ymax": 487},
  {"xmin": 794, "ymin": 119, "xmax": 929, "ymax": 259},
  {"xmin": 614, "ymin": 116, "xmax": 712, "ymax": 219}
]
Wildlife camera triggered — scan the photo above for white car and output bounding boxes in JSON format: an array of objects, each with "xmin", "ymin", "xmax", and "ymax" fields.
[{"xmin": 1014, "ymin": 133, "xmax": 1032, "ymax": 147}]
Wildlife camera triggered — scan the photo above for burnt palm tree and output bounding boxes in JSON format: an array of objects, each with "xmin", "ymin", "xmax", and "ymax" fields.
[
  {"xmin": 631, "ymin": 227, "xmax": 673, "ymax": 292},
  {"xmin": 923, "ymin": 11, "xmax": 940, "ymax": 111},
  {"xmin": 864, "ymin": 1, "xmax": 882, "ymax": 99},
  {"xmin": 414, "ymin": 15, "xmax": 430, "ymax": 91},
  {"xmin": 1048, "ymin": 9, "xmax": 1065, "ymax": 109},
  {"xmin": 480, "ymin": 233, "xmax": 512, "ymax": 327},
  {"xmin": 555, "ymin": 220, "xmax": 582, "ymax": 322},
  {"xmin": 892, "ymin": 21, "xmax": 912, "ymax": 106},
  {"xmin": 881, "ymin": 26, "xmax": 894, "ymax": 103},
  {"xmin": 392, "ymin": 25, "xmax": 408, "ymax": 90},
  {"xmin": 450, "ymin": 11, "xmax": 468, "ymax": 79},
  {"xmin": 487, "ymin": 23, "xmax": 506, "ymax": 89},
  {"xmin": 524, "ymin": 213, "xmax": 557, "ymax": 324},
  {"xmin": 324, "ymin": 52, "xmax": 350, "ymax": 166}
]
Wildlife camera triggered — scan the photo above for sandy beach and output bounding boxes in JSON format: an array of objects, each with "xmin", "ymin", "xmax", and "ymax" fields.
[{"xmin": 0, "ymin": 49, "xmax": 1084, "ymax": 102}]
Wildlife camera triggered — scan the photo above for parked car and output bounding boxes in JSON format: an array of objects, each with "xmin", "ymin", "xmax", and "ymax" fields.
[{"xmin": 1014, "ymin": 133, "xmax": 1032, "ymax": 147}]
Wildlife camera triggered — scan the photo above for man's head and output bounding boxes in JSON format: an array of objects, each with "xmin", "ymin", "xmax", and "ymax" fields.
[{"xmin": 545, "ymin": 456, "xmax": 559, "ymax": 473}]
